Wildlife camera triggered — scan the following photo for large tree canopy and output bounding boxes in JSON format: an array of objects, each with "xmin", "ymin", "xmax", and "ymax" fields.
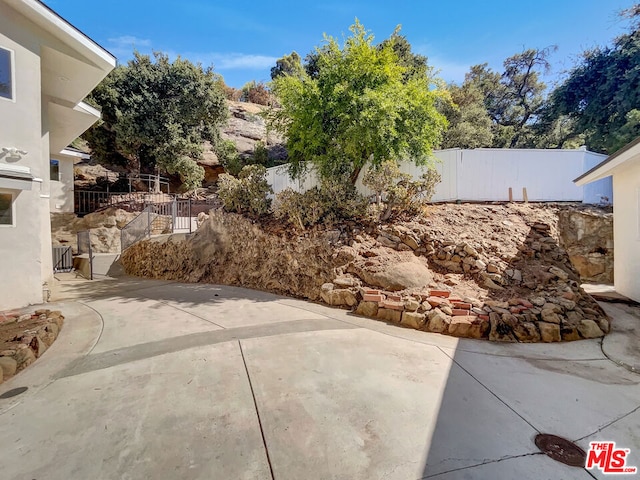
[
  {"xmin": 269, "ymin": 21, "xmax": 448, "ymax": 183},
  {"xmin": 84, "ymin": 52, "xmax": 228, "ymax": 190},
  {"xmin": 548, "ymin": 5, "xmax": 640, "ymax": 153}
]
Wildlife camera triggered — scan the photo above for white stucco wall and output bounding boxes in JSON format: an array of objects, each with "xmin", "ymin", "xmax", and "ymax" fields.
[
  {"xmin": 49, "ymin": 155, "xmax": 74, "ymax": 212},
  {"xmin": 0, "ymin": 5, "xmax": 49, "ymax": 309},
  {"xmin": 613, "ymin": 159, "xmax": 640, "ymax": 303}
]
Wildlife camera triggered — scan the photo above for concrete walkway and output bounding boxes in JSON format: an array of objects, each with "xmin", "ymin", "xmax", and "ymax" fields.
[{"xmin": 0, "ymin": 277, "xmax": 639, "ymax": 480}]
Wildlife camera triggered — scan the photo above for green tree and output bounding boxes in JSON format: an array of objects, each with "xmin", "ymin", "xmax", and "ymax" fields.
[
  {"xmin": 269, "ymin": 20, "xmax": 448, "ymax": 184},
  {"xmin": 464, "ymin": 48, "xmax": 554, "ymax": 148},
  {"xmin": 84, "ymin": 52, "xmax": 228, "ymax": 190},
  {"xmin": 548, "ymin": 5, "xmax": 640, "ymax": 153},
  {"xmin": 377, "ymin": 33, "xmax": 429, "ymax": 81},
  {"xmin": 270, "ymin": 51, "xmax": 305, "ymax": 80},
  {"xmin": 440, "ymin": 82, "xmax": 493, "ymax": 148}
]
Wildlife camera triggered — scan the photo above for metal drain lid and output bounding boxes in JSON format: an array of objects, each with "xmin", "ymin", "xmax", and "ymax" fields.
[
  {"xmin": 535, "ymin": 433, "xmax": 587, "ymax": 467},
  {"xmin": 0, "ymin": 386, "xmax": 28, "ymax": 399}
]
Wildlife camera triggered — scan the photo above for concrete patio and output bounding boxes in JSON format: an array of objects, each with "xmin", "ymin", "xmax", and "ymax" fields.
[{"xmin": 0, "ymin": 276, "xmax": 638, "ymax": 479}]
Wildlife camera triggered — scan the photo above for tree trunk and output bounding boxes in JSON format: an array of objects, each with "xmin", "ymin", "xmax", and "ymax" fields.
[{"xmin": 349, "ymin": 166, "xmax": 362, "ymax": 185}]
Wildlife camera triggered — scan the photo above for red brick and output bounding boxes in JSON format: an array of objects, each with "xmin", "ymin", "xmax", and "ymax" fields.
[
  {"xmin": 452, "ymin": 309, "xmax": 470, "ymax": 316},
  {"xmin": 479, "ymin": 314, "xmax": 490, "ymax": 321},
  {"xmin": 429, "ymin": 290, "xmax": 450, "ymax": 298},
  {"xmin": 448, "ymin": 297, "xmax": 463, "ymax": 304},
  {"xmin": 363, "ymin": 294, "xmax": 384, "ymax": 303},
  {"xmin": 386, "ymin": 294, "xmax": 402, "ymax": 302},
  {"xmin": 364, "ymin": 289, "xmax": 381, "ymax": 296},
  {"xmin": 380, "ymin": 300, "xmax": 404, "ymax": 311},
  {"xmin": 451, "ymin": 302, "xmax": 472, "ymax": 310}
]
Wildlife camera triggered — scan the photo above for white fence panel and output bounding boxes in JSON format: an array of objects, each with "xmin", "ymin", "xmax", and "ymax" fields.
[
  {"xmin": 455, "ymin": 149, "xmax": 585, "ymax": 201},
  {"xmin": 266, "ymin": 149, "xmax": 607, "ymax": 203}
]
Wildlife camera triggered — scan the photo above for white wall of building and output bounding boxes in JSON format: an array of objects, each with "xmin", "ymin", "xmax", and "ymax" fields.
[
  {"xmin": 613, "ymin": 160, "xmax": 640, "ymax": 302},
  {"xmin": 49, "ymin": 155, "xmax": 74, "ymax": 212},
  {"xmin": 266, "ymin": 148, "xmax": 612, "ymax": 203},
  {"xmin": 0, "ymin": 6, "xmax": 49, "ymax": 308}
]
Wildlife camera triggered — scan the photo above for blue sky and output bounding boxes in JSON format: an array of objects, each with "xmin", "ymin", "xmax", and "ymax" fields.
[{"xmin": 48, "ymin": 0, "xmax": 635, "ymax": 88}]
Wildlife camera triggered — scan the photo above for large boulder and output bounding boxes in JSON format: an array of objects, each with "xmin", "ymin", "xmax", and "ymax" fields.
[{"xmin": 348, "ymin": 252, "xmax": 433, "ymax": 292}]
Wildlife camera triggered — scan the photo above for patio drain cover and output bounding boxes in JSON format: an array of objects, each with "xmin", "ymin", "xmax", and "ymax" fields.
[
  {"xmin": 0, "ymin": 387, "xmax": 28, "ymax": 399},
  {"xmin": 535, "ymin": 433, "xmax": 586, "ymax": 467}
]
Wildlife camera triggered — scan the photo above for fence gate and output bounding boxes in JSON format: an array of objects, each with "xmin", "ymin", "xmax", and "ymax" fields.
[
  {"xmin": 173, "ymin": 199, "xmax": 192, "ymax": 233},
  {"xmin": 52, "ymin": 246, "xmax": 73, "ymax": 273}
]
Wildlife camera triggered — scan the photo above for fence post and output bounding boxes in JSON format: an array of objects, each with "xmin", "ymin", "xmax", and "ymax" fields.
[
  {"xmin": 147, "ymin": 203, "xmax": 151, "ymax": 238},
  {"xmin": 188, "ymin": 199, "xmax": 192, "ymax": 234}
]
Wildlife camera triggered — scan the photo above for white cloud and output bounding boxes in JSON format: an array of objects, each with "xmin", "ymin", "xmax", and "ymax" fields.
[
  {"xmin": 211, "ymin": 53, "xmax": 278, "ymax": 70},
  {"xmin": 107, "ymin": 35, "xmax": 152, "ymax": 49}
]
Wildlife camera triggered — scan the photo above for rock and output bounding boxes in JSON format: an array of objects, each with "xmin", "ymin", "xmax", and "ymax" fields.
[
  {"xmin": 530, "ymin": 296, "xmax": 546, "ymax": 307},
  {"xmin": 0, "ymin": 357, "xmax": 17, "ymax": 377},
  {"xmin": 475, "ymin": 259, "xmax": 487, "ymax": 270},
  {"xmin": 14, "ymin": 347, "xmax": 36, "ymax": 370},
  {"xmin": 17, "ymin": 314, "xmax": 31, "ymax": 323},
  {"xmin": 549, "ymin": 266, "xmax": 569, "ymax": 280},
  {"xmin": 320, "ymin": 283, "xmax": 334, "ymax": 304},
  {"xmin": 565, "ymin": 311, "xmax": 583, "ymax": 325},
  {"xmin": 349, "ymin": 256, "xmax": 433, "ymax": 292},
  {"xmin": 377, "ymin": 235, "xmax": 398, "ymax": 249},
  {"xmin": 555, "ymin": 298, "xmax": 576, "ymax": 310},
  {"xmin": 506, "ymin": 269, "xmax": 522, "ymax": 283},
  {"xmin": 402, "ymin": 311, "xmax": 426, "ymax": 329},
  {"xmin": 485, "ymin": 300, "xmax": 509, "ymax": 309},
  {"xmin": 487, "ymin": 263, "xmax": 501, "ymax": 273},
  {"xmin": 327, "ymin": 289, "xmax": 358, "ymax": 308},
  {"xmin": 333, "ymin": 275, "xmax": 359, "ymax": 288},
  {"xmin": 463, "ymin": 244, "xmax": 479, "ymax": 257},
  {"xmin": 577, "ymin": 320, "xmax": 605, "ymax": 339},
  {"xmin": 377, "ymin": 308, "xmax": 402, "ymax": 323},
  {"xmin": 39, "ymin": 323, "xmax": 59, "ymax": 346},
  {"xmin": 561, "ymin": 325, "xmax": 581, "ymax": 341},
  {"xmin": 403, "ymin": 299, "xmax": 420, "ymax": 312},
  {"xmin": 0, "ymin": 349, "xmax": 16, "ymax": 357},
  {"xmin": 30, "ymin": 336, "xmax": 48, "ymax": 358},
  {"xmin": 512, "ymin": 322, "xmax": 541, "ymax": 342},
  {"xmin": 440, "ymin": 305, "xmax": 453, "ymax": 316},
  {"xmin": 597, "ymin": 317, "xmax": 610, "ymax": 334},
  {"xmin": 540, "ymin": 309, "xmax": 562, "ymax": 324},
  {"xmin": 448, "ymin": 316, "xmax": 490, "ymax": 339},
  {"xmin": 402, "ymin": 236, "xmax": 420, "ymax": 251},
  {"xmin": 426, "ymin": 309, "xmax": 451, "ymax": 334},
  {"xmin": 419, "ymin": 301, "xmax": 433, "ymax": 313},
  {"xmin": 355, "ymin": 301, "xmax": 379, "ymax": 317},
  {"xmin": 539, "ymin": 322, "xmax": 561, "ymax": 342},
  {"xmin": 488, "ymin": 313, "xmax": 517, "ymax": 342},
  {"xmin": 483, "ymin": 276, "xmax": 504, "ymax": 291}
]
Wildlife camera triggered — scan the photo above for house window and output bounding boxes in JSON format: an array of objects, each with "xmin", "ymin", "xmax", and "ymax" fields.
[
  {"xmin": 0, "ymin": 47, "xmax": 13, "ymax": 101},
  {"xmin": 50, "ymin": 160, "xmax": 59, "ymax": 181},
  {"xmin": 0, "ymin": 192, "xmax": 13, "ymax": 226}
]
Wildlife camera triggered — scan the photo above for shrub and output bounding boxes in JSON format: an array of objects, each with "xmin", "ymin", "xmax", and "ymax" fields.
[
  {"xmin": 217, "ymin": 165, "xmax": 272, "ymax": 217},
  {"xmin": 240, "ymin": 81, "xmax": 272, "ymax": 106},
  {"xmin": 252, "ymin": 141, "xmax": 269, "ymax": 166},
  {"xmin": 274, "ymin": 178, "xmax": 368, "ymax": 229},
  {"xmin": 363, "ymin": 160, "xmax": 440, "ymax": 221}
]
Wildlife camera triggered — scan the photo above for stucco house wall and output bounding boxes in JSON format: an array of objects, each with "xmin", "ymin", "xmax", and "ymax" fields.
[
  {"xmin": 612, "ymin": 159, "xmax": 640, "ymax": 302},
  {"xmin": 0, "ymin": 0, "xmax": 114, "ymax": 309},
  {"xmin": 0, "ymin": 4, "xmax": 49, "ymax": 307}
]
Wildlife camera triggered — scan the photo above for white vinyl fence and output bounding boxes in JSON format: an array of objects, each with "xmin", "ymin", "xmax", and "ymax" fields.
[{"xmin": 266, "ymin": 148, "xmax": 612, "ymax": 204}]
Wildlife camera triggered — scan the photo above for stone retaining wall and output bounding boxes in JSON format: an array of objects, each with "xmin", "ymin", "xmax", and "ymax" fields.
[{"xmin": 558, "ymin": 209, "xmax": 613, "ymax": 283}]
